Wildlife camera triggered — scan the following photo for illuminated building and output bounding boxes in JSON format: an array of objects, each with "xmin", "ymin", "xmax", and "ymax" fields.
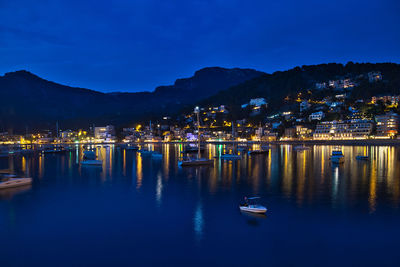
[
  {"xmin": 313, "ymin": 120, "xmax": 373, "ymax": 140},
  {"xmin": 94, "ymin": 125, "xmax": 116, "ymax": 143},
  {"xmin": 375, "ymin": 112, "xmax": 399, "ymax": 138},
  {"xmin": 309, "ymin": 111, "xmax": 324, "ymax": 121},
  {"xmin": 371, "ymin": 95, "xmax": 400, "ymax": 105}
]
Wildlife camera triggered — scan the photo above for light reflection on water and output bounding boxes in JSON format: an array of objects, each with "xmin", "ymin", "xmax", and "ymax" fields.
[
  {"xmin": 2, "ymin": 144, "xmax": 400, "ymax": 210},
  {"xmin": 1, "ymin": 144, "xmax": 400, "ymax": 265}
]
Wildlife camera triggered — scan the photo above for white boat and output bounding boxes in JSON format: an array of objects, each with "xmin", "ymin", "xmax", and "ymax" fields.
[
  {"xmin": 0, "ymin": 177, "xmax": 32, "ymax": 189},
  {"xmin": 220, "ymin": 154, "xmax": 242, "ymax": 160},
  {"xmin": 80, "ymin": 160, "xmax": 102, "ymax": 166},
  {"xmin": 239, "ymin": 197, "xmax": 267, "ymax": 214}
]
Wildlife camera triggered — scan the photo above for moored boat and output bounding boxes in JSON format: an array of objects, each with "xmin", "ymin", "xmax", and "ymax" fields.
[
  {"xmin": 330, "ymin": 148, "xmax": 344, "ymax": 164},
  {"xmin": 178, "ymin": 107, "xmax": 214, "ymax": 167},
  {"xmin": 0, "ymin": 177, "xmax": 32, "ymax": 189},
  {"xmin": 239, "ymin": 197, "xmax": 267, "ymax": 214}
]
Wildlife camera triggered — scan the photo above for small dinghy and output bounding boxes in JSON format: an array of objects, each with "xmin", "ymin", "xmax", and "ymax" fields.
[
  {"xmin": 239, "ymin": 197, "xmax": 267, "ymax": 214},
  {"xmin": 0, "ymin": 177, "xmax": 32, "ymax": 189}
]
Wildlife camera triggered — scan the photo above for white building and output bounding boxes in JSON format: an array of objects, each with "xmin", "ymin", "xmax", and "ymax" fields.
[
  {"xmin": 309, "ymin": 111, "xmax": 324, "ymax": 121},
  {"xmin": 95, "ymin": 125, "xmax": 115, "ymax": 142},
  {"xmin": 313, "ymin": 120, "xmax": 373, "ymax": 140}
]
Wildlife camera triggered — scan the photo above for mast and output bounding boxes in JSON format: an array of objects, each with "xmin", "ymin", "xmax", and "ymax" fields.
[
  {"xmin": 195, "ymin": 106, "xmax": 200, "ymax": 159},
  {"xmin": 56, "ymin": 121, "xmax": 59, "ymax": 144}
]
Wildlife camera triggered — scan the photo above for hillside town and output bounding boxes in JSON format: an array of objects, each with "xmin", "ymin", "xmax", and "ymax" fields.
[{"xmin": 0, "ymin": 71, "xmax": 399, "ymax": 145}]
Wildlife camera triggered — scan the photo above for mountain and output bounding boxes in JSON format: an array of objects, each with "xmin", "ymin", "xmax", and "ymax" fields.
[{"xmin": 0, "ymin": 67, "xmax": 264, "ymax": 133}]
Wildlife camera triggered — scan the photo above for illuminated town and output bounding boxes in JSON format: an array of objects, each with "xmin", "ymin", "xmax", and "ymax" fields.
[
  {"xmin": 1, "ymin": 0, "xmax": 400, "ymax": 266},
  {"xmin": 1, "ymin": 71, "xmax": 399, "ymax": 148}
]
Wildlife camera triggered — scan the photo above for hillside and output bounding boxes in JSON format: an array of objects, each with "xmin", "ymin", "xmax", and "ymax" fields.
[
  {"xmin": 197, "ymin": 62, "xmax": 400, "ymax": 118},
  {"xmin": 0, "ymin": 67, "xmax": 263, "ymax": 133}
]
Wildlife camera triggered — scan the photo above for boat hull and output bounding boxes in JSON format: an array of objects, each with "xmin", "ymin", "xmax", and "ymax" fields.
[
  {"xmin": 239, "ymin": 206, "xmax": 267, "ymax": 214},
  {"xmin": 0, "ymin": 178, "xmax": 32, "ymax": 189},
  {"xmin": 330, "ymin": 156, "xmax": 344, "ymax": 164}
]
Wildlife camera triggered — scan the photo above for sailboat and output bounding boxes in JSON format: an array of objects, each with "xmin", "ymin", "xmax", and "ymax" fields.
[
  {"xmin": 179, "ymin": 107, "xmax": 213, "ymax": 167},
  {"xmin": 220, "ymin": 122, "xmax": 241, "ymax": 160}
]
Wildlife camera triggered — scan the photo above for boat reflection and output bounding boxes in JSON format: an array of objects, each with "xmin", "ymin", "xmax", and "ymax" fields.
[{"xmin": 0, "ymin": 184, "xmax": 32, "ymax": 200}]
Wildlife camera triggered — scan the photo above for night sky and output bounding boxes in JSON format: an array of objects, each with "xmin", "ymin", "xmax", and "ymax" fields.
[{"xmin": 0, "ymin": 0, "xmax": 399, "ymax": 92}]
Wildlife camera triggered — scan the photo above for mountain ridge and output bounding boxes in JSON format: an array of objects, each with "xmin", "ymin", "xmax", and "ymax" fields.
[{"xmin": 0, "ymin": 67, "xmax": 264, "ymax": 133}]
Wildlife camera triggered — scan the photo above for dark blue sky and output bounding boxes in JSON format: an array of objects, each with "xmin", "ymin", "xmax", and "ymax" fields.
[{"xmin": 0, "ymin": 0, "xmax": 399, "ymax": 92}]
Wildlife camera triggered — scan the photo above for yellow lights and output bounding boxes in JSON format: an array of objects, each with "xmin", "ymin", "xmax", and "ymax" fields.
[{"xmin": 136, "ymin": 124, "xmax": 142, "ymax": 131}]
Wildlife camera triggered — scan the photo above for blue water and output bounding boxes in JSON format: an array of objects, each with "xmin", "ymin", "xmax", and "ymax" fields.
[{"xmin": 1, "ymin": 144, "xmax": 400, "ymax": 266}]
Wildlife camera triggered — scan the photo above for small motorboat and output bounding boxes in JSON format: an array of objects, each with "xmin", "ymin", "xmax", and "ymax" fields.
[
  {"xmin": 356, "ymin": 155, "xmax": 369, "ymax": 160},
  {"xmin": 330, "ymin": 148, "xmax": 344, "ymax": 164},
  {"xmin": 330, "ymin": 149, "xmax": 344, "ymax": 158},
  {"xmin": 220, "ymin": 154, "xmax": 242, "ymax": 160},
  {"xmin": 80, "ymin": 160, "xmax": 102, "ymax": 166},
  {"xmin": 239, "ymin": 197, "xmax": 267, "ymax": 214},
  {"xmin": 0, "ymin": 177, "xmax": 32, "ymax": 189}
]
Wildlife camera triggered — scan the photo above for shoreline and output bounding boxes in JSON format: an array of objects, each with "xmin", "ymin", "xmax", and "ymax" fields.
[{"xmin": 3, "ymin": 139, "xmax": 400, "ymax": 147}]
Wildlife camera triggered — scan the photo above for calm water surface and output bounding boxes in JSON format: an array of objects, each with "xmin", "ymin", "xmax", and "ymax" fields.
[{"xmin": 1, "ymin": 144, "xmax": 400, "ymax": 266}]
